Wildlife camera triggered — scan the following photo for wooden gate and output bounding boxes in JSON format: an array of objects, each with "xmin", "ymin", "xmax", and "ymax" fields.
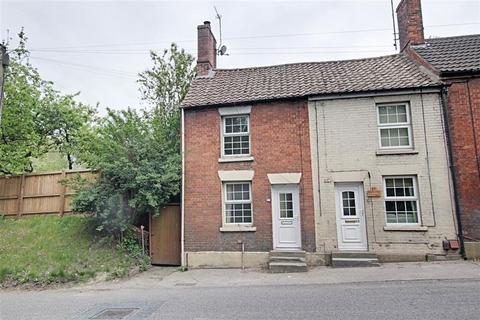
[{"xmin": 149, "ymin": 204, "xmax": 181, "ymax": 265}]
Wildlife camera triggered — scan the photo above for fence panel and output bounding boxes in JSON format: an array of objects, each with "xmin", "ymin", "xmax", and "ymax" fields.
[{"xmin": 0, "ymin": 169, "xmax": 94, "ymax": 217}]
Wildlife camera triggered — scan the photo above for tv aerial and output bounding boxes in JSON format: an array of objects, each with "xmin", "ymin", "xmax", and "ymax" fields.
[
  {"xmin": 390, "ymin": 0, "xmax": 399, "ymax": 50},
  {"xmin": 214, "ymin": 6, "xmax": 228, "ymax": 56}
]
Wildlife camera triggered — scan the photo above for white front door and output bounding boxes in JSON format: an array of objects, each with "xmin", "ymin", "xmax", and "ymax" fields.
[
  {"xmin": 335, "ymin": 183, "xmax": 368, "ymax": 251},
  {"xmin": 272, "ymin": 185, "xmax": 302, "ymax": 249}
]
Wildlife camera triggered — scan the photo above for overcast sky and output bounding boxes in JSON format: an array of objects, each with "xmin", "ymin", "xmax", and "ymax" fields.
[{"xmin": 1, "ymin": 0, "xmax": 479, "ymax": 111}]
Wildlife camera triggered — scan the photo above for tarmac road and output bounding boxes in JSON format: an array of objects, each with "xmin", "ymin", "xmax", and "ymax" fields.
[{"xmin": 1, "ymin": 262, "xmax": 480, "ymax": 320}]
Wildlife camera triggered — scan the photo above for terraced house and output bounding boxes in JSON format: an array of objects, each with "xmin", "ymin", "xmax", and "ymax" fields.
[
  {"xmin": 181, "ymin": 17, "xmax": 460, "ymax": 270},
  {"xmin": 396, "ymin": 0, "xmax": 480, "ymax": 259}
]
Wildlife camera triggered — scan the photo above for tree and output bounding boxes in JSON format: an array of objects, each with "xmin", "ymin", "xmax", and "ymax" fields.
[
  {"xmin": 0, "ymin": 30, "xmax": 54, "ymax": 174},
  {"xmin": 36, "ymin": 94, "xmax": 95, "ymax": 169},
  {"xmin": 0, "ymin": 30, "xmax": 95, "ymax": 175},
  {"xmin": 138, "ymin": 43, "xmax": 196, "ymax": 116},
  {"xmin": 71, "ymin": 44, "xmax": 195, "ymax": 237},
  {"xmin": 138, "ymin": 44, "xmax": 196, "ymax": 153}
]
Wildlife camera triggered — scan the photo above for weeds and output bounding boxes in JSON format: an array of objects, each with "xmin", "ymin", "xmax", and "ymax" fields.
[{"xmin": 0, "ymin": 216, "xmax": 150, "ymax": 288}]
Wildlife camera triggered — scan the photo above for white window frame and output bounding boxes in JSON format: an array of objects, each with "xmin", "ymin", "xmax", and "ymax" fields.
[
  {"xmin": 383, "ymin": 176, "xmax": 421, "ymax": 226},
  {"xmin": 221, "ymin": 115, "xmax": 251, "ymax": 158},
  {"xmin": 377, "ymin": 103, "xmax": 413, "ymax": 149},
  {"xmin": 222, "ymin": 182, "xmax": 253, "ymax": 226}
]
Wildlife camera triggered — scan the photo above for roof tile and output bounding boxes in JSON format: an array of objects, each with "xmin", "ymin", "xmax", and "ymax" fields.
[
  {"xmin": 412, "ymin": 34, "xmax": 480, "ymax": 74},
  {"xmin": 183, "ymin": 54, "xmax": 440, "ymax": 108}
]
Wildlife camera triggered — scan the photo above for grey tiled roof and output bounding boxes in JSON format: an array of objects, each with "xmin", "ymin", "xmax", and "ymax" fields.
[
  {"xmin": 412, "ymin": 34, "xmax": 480, "ymax": 74},
  {"xmin": 182, "ymin": 54, "xmax": 440, "ymax": 108}
]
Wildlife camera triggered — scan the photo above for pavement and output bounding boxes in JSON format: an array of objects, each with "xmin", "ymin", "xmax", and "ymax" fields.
[
  {"xmin": 1, "ymin": 260, "xmax": 480, "ymax": 319},
  {"xmin": 70, "ymin": 259, "xmax": 480, "ymax": 290}
]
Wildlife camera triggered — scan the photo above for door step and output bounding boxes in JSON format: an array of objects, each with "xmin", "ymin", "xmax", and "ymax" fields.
[
  {"xmin": 331, "ymin": 252, "xmax": 380, "ymax": 268},
  {"xmin": 268, "ymin": 250, "xmax": 307, "ymax": 273}
]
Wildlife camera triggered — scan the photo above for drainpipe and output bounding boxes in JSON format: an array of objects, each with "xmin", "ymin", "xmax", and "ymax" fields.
[
  {"xmin": 440, "ymin": 86, "xmax": 465, "ymax": 258},
  {"xmin": 181, "ymin": 108, "xmax": 186, "ymax": 266}
]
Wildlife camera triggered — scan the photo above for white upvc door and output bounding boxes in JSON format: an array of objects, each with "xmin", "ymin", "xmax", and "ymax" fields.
[
  {"xmin": 272, "ymin": 184, "xmax": 302, "ymax": 250},
  {"xmin": 335, "ymin": 183, "xmax": 368, "ymax": 251}
]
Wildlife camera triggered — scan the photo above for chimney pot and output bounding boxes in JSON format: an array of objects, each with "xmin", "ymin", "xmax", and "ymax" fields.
[{"xmin": 203, "ymin": 21, "xmax": 211, "ymax": 26}]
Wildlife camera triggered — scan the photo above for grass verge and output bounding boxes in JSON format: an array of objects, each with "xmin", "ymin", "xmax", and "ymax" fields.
[{"xmin": 0, "ymin": 215, "xmax": 150, "ymax": 288}]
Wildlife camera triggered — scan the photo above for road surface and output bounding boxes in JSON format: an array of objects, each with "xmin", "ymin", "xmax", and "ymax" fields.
[{"xmin": 1, "ymin": 278, "xmax": 479, "ymax": 319}]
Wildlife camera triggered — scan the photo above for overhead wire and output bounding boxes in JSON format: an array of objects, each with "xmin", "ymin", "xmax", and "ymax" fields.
[
  {"xmin": 28, "ymin": 22, "xmax": 480, "ymax": 51},
  {"xmin": 23, "ymin": 21, "xmax": 480, "ymax": 85},
  {"xmin": 28, "ymin": 49, "xmax": 395, "ymax": 55},
  {"xmin": 29, "ymin": 56, "xmax": 139, "ymax": 79}
]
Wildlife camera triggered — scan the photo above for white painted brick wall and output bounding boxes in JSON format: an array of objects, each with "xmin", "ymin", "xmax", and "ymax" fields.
[{"xmin": 308, "ymin": 92, "xmax": 457, "ymax": 255}]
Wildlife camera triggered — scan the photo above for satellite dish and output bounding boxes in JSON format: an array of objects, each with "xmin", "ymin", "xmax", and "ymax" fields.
[{"xmin": 219, "ymin": 45, "xmax": 227, "ymax": 56}]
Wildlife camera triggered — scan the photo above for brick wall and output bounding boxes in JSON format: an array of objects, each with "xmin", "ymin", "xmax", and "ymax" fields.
[
  {"xmin": 447, "ymin": 78, "xmax": 480, "ymax": 240},
  {"xmin": 183, "ymin": 100, "xmax": 316, "ymax": 253}
]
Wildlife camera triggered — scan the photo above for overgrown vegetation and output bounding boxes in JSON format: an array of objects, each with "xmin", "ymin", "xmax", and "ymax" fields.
[
  {"xmin": 0, "ymin": 216, "xmax": 150, "ymax": 288},
  {"xmin": 0, "ymin": 33, "xmax": 193, "ymax": 287},
  {"xmin": 70, "ymin": 44, "xmax": 195, "ymax": 237},
  {"xmin": 1, "ymin": 32, "xmax": 194, "ymax": 237}
]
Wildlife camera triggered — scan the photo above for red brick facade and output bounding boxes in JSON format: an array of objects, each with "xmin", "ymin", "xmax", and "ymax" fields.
[
  {"xmin": 397, "ymin": 0, "xmax": 480, "ymax": 242},
  {"xmin": 183, "ymin": 100, "xmax": 316, "ymax": 252},
  {"xmin": 447, "ymin": 79, "xmax": 480, "ymax": 240}
]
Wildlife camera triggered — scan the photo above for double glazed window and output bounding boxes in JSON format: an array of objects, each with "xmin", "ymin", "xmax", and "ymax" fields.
[
  {"xmin": 222, "ymin": 115, "xmax": 250, "ymax": 156},
  {"xmin": 224, "ymin": 182, "xmax": 252, "ymax": 224},
  {"xmin": 377, "ymin": 104, "xmax": 412, "ymax": 149},
  {"xmin": 384, "ymin": 176, "xmax": 420, "ymax": 224}
]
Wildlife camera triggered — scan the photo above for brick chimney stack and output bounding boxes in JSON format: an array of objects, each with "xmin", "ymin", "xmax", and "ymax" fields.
[
  {"xmin": 197, "ymin": 21, "xmax": 217, "ymax": 76},
  {"xmin": 396, "ymin": 0, "xmax": 425, "ymax": 52}
]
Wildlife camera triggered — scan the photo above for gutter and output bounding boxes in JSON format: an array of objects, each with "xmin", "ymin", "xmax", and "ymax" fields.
[
  {"xmin": 308, "ymin": 86, "xmax": 442, "ymax": 101},
  {"xmin": 440, "ymin": 86, "xmax": 465, "ymax": 258},
  {"xmin": 441, "ymin": 70, "xmax": 480, "ymax": 79}
]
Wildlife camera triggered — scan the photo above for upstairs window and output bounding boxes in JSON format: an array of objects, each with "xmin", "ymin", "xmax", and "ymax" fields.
[
  {"xmin": 377, "ymin": 103, "xmax": 412, "ymax": 149},
  {"xmin": 222, "ymin": 115, "xmax": 250, "ymax": 156}
]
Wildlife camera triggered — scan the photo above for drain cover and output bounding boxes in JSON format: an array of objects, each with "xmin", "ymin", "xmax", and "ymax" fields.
[
  {"xmin": 90, "ymin": 308, "xmax": 138, "ymax": 319},
  {"xmin": 175, "ymin": 282, "xmax": 196, "ymax": 286}
]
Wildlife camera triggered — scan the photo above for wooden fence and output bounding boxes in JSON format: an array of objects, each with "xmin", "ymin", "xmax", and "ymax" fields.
[{"xmin": 0, "ymin": 169, "xmax": 95, "ymax": 217}]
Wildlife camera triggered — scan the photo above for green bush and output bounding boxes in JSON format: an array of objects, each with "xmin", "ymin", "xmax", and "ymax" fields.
[{"xmin": 69, "ymin": 44, "xmax": 194, "ymax": 238}]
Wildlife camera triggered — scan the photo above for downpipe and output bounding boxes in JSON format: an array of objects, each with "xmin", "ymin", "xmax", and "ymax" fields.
[
  {"xmin": 440, "ymin": 87, "xmax": 465, "ymax": 258},
  {"xmin": 181, "ymin": 108, "xmax": 186, "ymax": 266}
]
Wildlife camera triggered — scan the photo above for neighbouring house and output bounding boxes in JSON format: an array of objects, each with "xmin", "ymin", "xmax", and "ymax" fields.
[
  {"xmin": 181, "ymin": 20, "xmax": 459, "ymax": 270},
  {"xmin": 396, "ymin": 0, "xmax": 480, "ymax": 258}
]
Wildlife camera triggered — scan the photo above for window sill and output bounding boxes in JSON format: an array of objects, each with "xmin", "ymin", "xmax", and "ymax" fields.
[
  {"xmin": 220, "ymin": 225, "xmax": 257, "ymax": 232},
  {"xmin": 376, "ymin": 149, "xmax": 419, "ymax": 156},
  {"xmin": 383, "ymin": 225, "xmax": 428, "ymax": 232},
  {"xmin": 218, "ymin": 156, "xmax": 254, "ymax": 163}
]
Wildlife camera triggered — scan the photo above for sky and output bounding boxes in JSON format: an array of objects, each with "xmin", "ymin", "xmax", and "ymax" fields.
[{"xmin": 1, "ymin": 0, "xmax": 479, "ymax": 111}]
